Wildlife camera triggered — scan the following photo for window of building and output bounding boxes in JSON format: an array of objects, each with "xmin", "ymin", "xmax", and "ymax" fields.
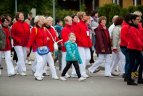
[
  {"xmin": 113, "ymin": 0, "xmax": 122, "ymax": 7},
  {"xmin": 133, "ymin": 0, "xmax": 141, "ymax": 6}
]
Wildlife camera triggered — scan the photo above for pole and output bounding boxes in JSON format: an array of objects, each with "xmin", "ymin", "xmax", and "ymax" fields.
[
  {"xmin": 15, "ymin": 0, "xmax": 17, "ymax": 13},
  {"xmin": 92, "ymin": 0, "xmax": 95, "ymax": 11},
  {"xmin": 53, "ymin": 0, "xmax": 55, "ymax": 25}
]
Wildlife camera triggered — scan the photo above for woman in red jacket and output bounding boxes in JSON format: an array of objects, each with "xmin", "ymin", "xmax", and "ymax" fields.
[
  {"xmin": 0, "ymin": 16, "xmax": 15, "ymax": 76},
  {"xmin": 127, "ymin": 14, "xmax": 143, "ymax": 85},
  {"xmin": 11, "ymin": 12, "xmax": 30, "ymax": 76},
  {"xmin": 42, "ymin": 16, "xmax": 59, "ymax": 79},
  {"xmin": 74, "ymin": 12, "xmax": 92, "ymax": 78},
  {"xmin": 61, "ymin": 16, "xmax": 74, "ymax": 78},
  {"xmin": 27, "ymin": 16, "xmax": 58, "ymax": 80}
]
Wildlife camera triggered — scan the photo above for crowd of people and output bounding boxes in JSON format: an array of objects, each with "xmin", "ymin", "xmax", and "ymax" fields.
[{"xmin": 0, "ymin": 10, "xmax": 143, "ymax": 85}]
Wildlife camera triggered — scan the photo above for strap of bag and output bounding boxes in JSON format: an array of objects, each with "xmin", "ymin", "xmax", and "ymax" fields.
[{"xmin": 46, "ymin": 28, "xmax": 56, "ymax": 42}]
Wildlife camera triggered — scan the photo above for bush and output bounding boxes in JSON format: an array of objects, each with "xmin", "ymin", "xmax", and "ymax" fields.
[{"xmin": 98, "ymin": 4, "xmax": 121, "ymax": 27}]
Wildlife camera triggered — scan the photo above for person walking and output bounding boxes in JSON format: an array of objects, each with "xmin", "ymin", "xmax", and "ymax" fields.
[
  {"xmin": 11, "ymin": 12, "xmax": 30, "ymax": 76},
  {"xmin": 60, "ymin": 33, "xmax": 86, "ymax": 81},
  {"xmin": 88, "ymin": 16, "xmax": 112, "ymax": 77}
]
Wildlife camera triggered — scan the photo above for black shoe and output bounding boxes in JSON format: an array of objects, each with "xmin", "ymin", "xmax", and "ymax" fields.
[
  {"xmin": 93, "ymin": 68, "xmax": 100, "ymax": 73},
  {"xmin": 127, "ymin": 81, "xmax": 138, "ymax": 85},
  {"xmin": 138, "ymin": 79, "xmax": 143, "ymax": 84},
  {"xmin": 124, "ymin": 78, "xmax": 127, "ymax": 82},
  {"xmin": 43, "ymin": 73, "xmax": 47, "ymax": 76},
  {"xmin": 0, "ymin": 65, "xmax": 3, "ymax": 70}
]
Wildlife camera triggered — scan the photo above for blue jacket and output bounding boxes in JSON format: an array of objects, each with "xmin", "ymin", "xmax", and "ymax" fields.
[{"xmin": 65, "ymin": 40, "xmax": 82, "ymax": 64}]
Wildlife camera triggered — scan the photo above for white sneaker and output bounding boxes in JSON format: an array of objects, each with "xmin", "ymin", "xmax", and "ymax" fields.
[
  {"xmin": 78, "ymin": 77, "xmax": 86, "ymax": 81},
  {"xmin": 35, "ymin": 76, "xmax": 43, "ymax": 81},
  {"xmin": 52, "ymin": 76, "xmax": 59, "ymax": 80},
  {"xmin": 20, "ymin": 72, "xmax": 27, "ymax": 76},
  {"xmin": 8, "ymin": 73, "xmax": 16, "ymax": 77},
  {"xmin": 28, "ymin": 61, "xmax": 32, "ymax": 65},
  {"xmin": 71, "ymin": 74, "xmax": 78, "ymax": 78},
  {"xmin": 82, "ymin": 74, "xmax": 89, "ymax": 78},
  {"xmin": 60, "ymin": 77, "xmax": 66, "ymax": 81},
  {"xmin": 65, "ymin": 74, "xmax": 70, "ymax": 78}
]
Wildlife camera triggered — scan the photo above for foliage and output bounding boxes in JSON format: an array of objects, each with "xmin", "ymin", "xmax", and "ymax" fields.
[{"xmin": 98, "ymin": 4, "xmax": 121, "ymax": 27}]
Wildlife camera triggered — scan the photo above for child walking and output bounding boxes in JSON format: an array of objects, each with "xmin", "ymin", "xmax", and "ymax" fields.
[{"xmin": 60, "ymin": 33, "xmax": 86, "ymax": 81}]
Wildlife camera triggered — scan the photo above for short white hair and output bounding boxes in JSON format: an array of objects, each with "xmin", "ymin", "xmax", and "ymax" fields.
[
  {"xmin": 34, "ymin": 15, "xmax": 45, "ymax": 23},
  {"xmin": 45, "ymin": 16, "xmax": 53, "ymax": 21},
  {"xmin": 113, "ymin": 15, "xmax": 118, "ymax": 19},
  {"xmin": 133, "ymin": 11, "xmax": 142, "ymax": 16}
]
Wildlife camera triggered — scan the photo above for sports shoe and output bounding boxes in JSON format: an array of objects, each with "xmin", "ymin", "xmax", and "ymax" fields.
[
  {"xmin": 28, "ymin": 61, "xmax": 32, "ymax": 65},
  {"xmin": 65, "ymin": 74, "xmax": 70, "ymax": 78},
  {"xmin": 78, "ymin": 77, "xmax": 86, "ymax": 81},
  {"xmin": 71, "ymin": 74, "xmax": 78, "ymax": 78},
  {"xmin": 20, "ymin": 72, "xmax": 27, "ymax": 76},
  {"xmin": 60, "ymin": 77, "xmax": 66, "ymax": 81},
  {"xmin": 82, "ymin": 74, "xmax": 89, "ymax": 78},
  {"xmin": 111, "ymin": 72, "xmax": 120, "ymax": 76},
  {"xmin": 35, "ymin": 77, "xmax": 43, "ymax": 81},
  {"xmin": 8, "ymin": 73, "xmax": 16, "ymax": 77},
  {"xmin": 52, "ymin": 76, "xmax": 59, "ymax": 80}
]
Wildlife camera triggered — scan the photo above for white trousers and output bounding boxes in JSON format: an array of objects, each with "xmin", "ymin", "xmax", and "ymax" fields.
[
  {"xmin": 14, "ymin": 46, "xmax": 27, "ymax": 73},
  {"xmin": 33, "ymin": 52, "xmax": 57, "ymax": 78},
  {"xmin": 77, "ymin": 47, "xmax": 91, "ymax": 76},
  {"xmin": 88, "ymin": 54, "xmax": 112, "ymax": 76},
  {"xmin": 111, "ymin": 51, "xmax": 125, "ymax": 74},
  {"xmin": 61, "ymin": 52, "xmax": 66, "ymax": 72},
  {"xmin": 0, "ymin": 51, "xmax": 15, "ymax": 75}
]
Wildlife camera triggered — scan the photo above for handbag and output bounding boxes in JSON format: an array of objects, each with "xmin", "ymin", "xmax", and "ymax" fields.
[
  {"xmin": 46, "ymin": 28, "xmax": 59, "ymax": 51},
  {"xmin": 37, "ymin": 46, "xmax": 50, "ymax": 55}
]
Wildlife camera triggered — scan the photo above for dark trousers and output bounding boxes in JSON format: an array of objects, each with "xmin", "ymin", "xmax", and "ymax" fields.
[
  {"xmin": 127, "ymin": 49, "xmax": 143, "ymax": 81},
  {"xmin": 61, "ymin": 61, "xmax": 81, "ymax": 78},
  {"xmin": 89, "ymin": 47, "xmax": 94, "ymax": 64},
  {"xmin": 120, "ymin": 47, "xmax": 130, "ymax": 76},
  {"xmin": 12, "ymin": 48, "xmax": 18, "ymax": 62}
]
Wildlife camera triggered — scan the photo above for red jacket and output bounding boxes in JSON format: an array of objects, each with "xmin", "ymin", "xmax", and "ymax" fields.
[
  {"xmin": 11, "ymin": 20, "xmax": 30, "ymax": 47},
  {"xmin": 74, "ymin": 20, "xmax": 92, "ymax": 48},
  {"xmin": 120, "ymin": 21, "xmax": 130, "ymax": 47},
  {"xmin": 0, "ymin": 26, "xmax": 11, "ymax": 51},
  {"xmin": 27, "ymin": 26, "xmax": 49, "ymax": 52},
  {"xmin": 61, "ymin": 24, "xmax": 74, "ymax": 52},
  {"xmin": 46, "ymin": 26, "xmax": 59, "ymax": 52},
  {"xmin": 127, "ymin": 26, "xmax": 143, "ymax": 51}
]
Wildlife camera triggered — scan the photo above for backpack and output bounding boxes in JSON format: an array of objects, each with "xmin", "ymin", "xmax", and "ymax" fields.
[{"xmin": 0, "ymin": 24, "xmax": 6, "ymax": 50}]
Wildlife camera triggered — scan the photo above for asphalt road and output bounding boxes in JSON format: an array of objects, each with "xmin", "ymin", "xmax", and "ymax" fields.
[{"xmin": 0, "ymin": 61, "xmax": 143, "ymax": 96}]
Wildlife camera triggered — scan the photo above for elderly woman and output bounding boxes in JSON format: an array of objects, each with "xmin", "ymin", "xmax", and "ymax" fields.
[
  {"xmin": 88, "ymin": 16, "xmax": 112, "ymax": 77},
  {"xmin": 27, "ymin": 16, "xmax": 59, "ymax": 81},
  {"xmin": 41, "ymin": 16, "xmax": 59, "ymax": 79},
  {"xmin": 0, "ymin": 16, "xmax": 15, "ymax": 76},
  {"xmin": 11, "ymin": 12, "xmax": 30, "ymax": 76},
  {"xmin": 111, "ymin": 17, "xmax": 125, "ymax": 76}
]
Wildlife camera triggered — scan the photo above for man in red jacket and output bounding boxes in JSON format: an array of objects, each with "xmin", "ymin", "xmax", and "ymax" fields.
[
  {"xmin": 127, "ymin": 14, "xmax": 143, "ymax": 85},
  {"xmin": 120, "ymin": 13, "xmax": 132, "ymax": 81},
  {"xmin": 11, "ymin": 12, "xmax": 30, "ymax": 76}
]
